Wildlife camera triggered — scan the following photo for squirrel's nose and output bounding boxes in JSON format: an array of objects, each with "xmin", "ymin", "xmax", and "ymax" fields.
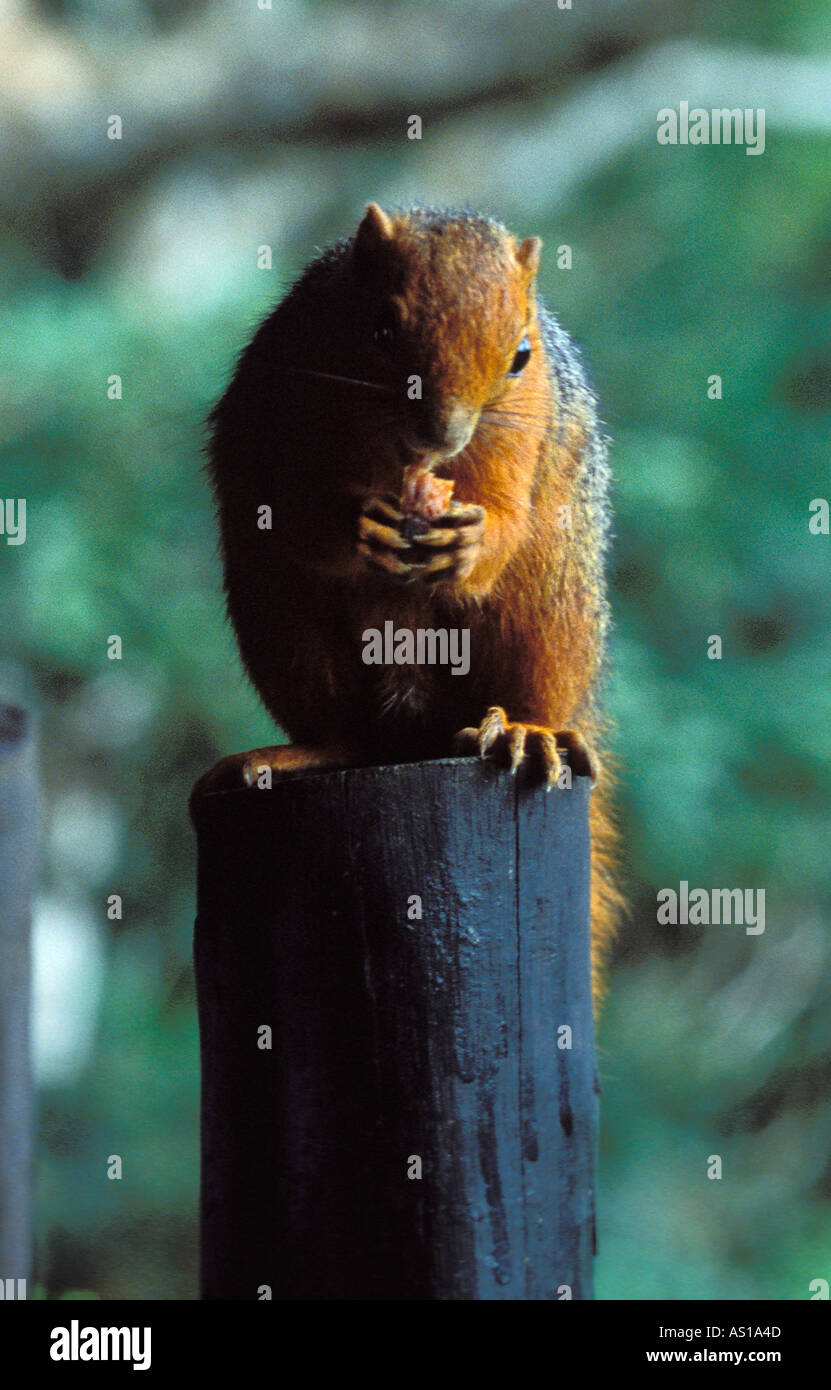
[{"xmin": 407, "ymin": 402, "xmax": 476, "ymax": 457}]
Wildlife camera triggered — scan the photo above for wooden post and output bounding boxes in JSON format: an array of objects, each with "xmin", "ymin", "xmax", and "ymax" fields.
[
  {"xmin": 192, "ymin": 756, "xmax": 597, "ymax": 1301},
  {"xmin": 0, "ymin": 705, "xmax": 37, "ymax": 1293}
]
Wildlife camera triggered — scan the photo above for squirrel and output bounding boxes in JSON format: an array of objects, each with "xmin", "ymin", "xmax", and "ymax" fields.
[{"xmin": 195, "ymin": 202, "xmax": 622, "ymax": 998}]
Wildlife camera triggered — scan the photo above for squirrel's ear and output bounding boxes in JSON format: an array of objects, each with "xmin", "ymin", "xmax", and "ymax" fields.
[
  {"xmin": 353, "ymin": 203, "xmax": 395, "ymax": 273},
  {"xmin": 516, "ymin": 235, "xmax": 542, "ymax": 279}
]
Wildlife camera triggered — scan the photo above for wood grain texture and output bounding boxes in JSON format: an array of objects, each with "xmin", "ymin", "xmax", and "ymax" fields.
[
  {"xmin": 192, "ymin": 756, "xmax": 596, "ymax": 1301},
  {"xmin": 0, "ymin": 705, "xmax": 37, "ymax": 1289}
]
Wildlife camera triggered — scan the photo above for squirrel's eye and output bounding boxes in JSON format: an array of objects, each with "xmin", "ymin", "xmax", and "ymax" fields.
[
  {"xmin": 508, "ymin": 337, "xmax": 531, "ymax": 376},
  {"xmin": 373, "ymin": 309, "xmax": 397, "ymax": 351}
]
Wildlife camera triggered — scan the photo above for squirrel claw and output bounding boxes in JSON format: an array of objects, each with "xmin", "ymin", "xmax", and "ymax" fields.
[
  {"xmin": 361, "ymin": 496, "xmax": 404, "ymax": 526},
  {"xmin": 359, "ymin": 494, "xmax": 485, "ymax": 586},
  {"xmin": 359, "ymin": 496, "xmax": 422, "ymax": 581},
  {"xmin": 407, "ymin": 516, "xmax": 485, "ymax": 550},
  {"xmin": 357, "ymin": 540, "xmax": 418, "ymax": 578},
  {"xmin": 453, "ymin": 707, "xmax": 598, "ymax": 785},
  {"xmin": 412, "ymin": 500, "xmax": 485, "ymax": 541},
  {"xmin": 358, "ymin": 513, "xmax": 412, "ymax": 552},
  {"xmin": 419, "ymin": 550, "xmax": 477, "ymax": 583},
  {"xmin": 409, "ymin": 502, "xmax": 485, "ymax": 583}
]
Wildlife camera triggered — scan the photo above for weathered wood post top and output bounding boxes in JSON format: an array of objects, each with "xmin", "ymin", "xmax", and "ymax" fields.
[{"xmin": 192, "ymin": 755, "xmax": 597, "ymax": 1300}]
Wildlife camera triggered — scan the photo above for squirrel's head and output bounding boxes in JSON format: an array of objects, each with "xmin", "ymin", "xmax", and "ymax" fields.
[{"xmin": 348, "ymin": 203, "xmax": 543, "ymax": 461}]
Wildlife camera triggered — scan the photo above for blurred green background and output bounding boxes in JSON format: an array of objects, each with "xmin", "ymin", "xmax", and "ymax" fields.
[{"xmin": 2, "ymin": 0, "xmax": 830, "ymax": 1299}]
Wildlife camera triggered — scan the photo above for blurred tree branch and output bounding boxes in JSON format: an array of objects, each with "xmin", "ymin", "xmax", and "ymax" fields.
[{"xmin": 0, "ymin": 0, "xmax": 695, "ymax": 274}]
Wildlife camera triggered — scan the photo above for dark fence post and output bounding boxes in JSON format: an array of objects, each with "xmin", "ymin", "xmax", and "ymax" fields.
[
  {"xmin": 192, "ymin": 756, "xmax": 597, "ymax": 1301},
  {"xmin": 0, "ymin": 705, "xmax": 37, "ymax": 1296}
]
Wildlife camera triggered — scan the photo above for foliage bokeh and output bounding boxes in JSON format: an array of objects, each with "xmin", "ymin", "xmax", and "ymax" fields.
[{"xmin": 1, "ymin": 0, "xmax": 830, "ymax": 1299}]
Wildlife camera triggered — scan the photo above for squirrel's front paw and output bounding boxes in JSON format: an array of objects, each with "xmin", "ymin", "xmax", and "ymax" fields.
[
  {"xmin": 453, "ymin": 706, "xmax": 598, "ymax": 786},
  {"xmin": 358, "ymin": 495, "xmax": 485, "ymax": 584},
  {"xmin": 358, "ymin": 496, "xmax": 419, "ymax": 580},
  {"xmin": 405, "ymin": 499, "xmax": 486, "ymax": 584}
]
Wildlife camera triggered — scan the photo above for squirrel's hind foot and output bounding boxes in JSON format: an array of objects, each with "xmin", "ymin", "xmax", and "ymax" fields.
[{"xmin": 189, "ymin": 743, "xmax": 358, "ymax": 816}]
